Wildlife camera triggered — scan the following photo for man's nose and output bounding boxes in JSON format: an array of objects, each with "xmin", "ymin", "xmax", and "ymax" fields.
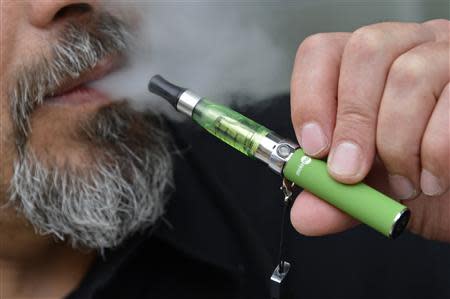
[{"xmin": 29, "ymin": 0, "xmax": 99, "ymax": 28}]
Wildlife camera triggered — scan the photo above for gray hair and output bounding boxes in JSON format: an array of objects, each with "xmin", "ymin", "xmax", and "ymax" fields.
[{"xmin": 7, "ymin": 12, "xmax": 173, "ymax": 250}]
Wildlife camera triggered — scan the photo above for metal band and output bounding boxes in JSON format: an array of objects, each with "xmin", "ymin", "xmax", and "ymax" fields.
[
  {"xmin": 177, "ymin": 90, "xmax": 202, "ymax": 117},
  {"xmin": 254, "ymin": 133, "xmax": 299, "ymax": 175}
]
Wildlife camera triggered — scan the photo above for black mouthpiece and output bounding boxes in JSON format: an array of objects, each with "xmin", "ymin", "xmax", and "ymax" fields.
[{"xmin": 148, "ymin": 75, "xmax": 187, "ymax": 108}]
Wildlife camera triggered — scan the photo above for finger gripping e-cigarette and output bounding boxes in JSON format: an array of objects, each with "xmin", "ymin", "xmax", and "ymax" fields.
[{"xmin": 148, "ymin": 75, "xmax": 410, "ymax": 239}]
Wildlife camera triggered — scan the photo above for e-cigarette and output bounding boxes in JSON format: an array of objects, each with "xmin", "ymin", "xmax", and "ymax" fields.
[{"xmin": 148, "ymin": 75, "xmax": 410, "ymax": 239}]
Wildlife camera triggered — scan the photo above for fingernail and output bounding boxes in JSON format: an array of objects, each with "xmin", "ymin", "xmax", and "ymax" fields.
[
  {"xmin": 300, "ymin": 122, "xmax": 328, "ymax": 155},
  {"xmin": 389, "ymin": 175, "xmax": 417, "ymax": 200},
  {"xmin": 328, "ymin": 142, "xmax": 362, "ymax": 177},
  {"xmin": 421, "ymin": 169, "xmax": 444, "ymax": 196}
]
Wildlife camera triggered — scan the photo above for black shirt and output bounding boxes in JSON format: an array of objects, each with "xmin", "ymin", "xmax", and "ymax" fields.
[{"xmin": 67, "ymin": 96, "xmax": 450, "ymax": 299}]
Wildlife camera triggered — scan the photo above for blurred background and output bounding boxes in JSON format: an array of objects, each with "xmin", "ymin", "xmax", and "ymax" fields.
[{"xmin": 117, "ymin": 0, "xmax": 449, "ymax": 106}]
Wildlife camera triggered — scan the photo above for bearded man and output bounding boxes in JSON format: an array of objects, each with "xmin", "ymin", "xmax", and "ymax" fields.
[{"xmin": 0, "ymin": 1, "xmax": 449, "ymax": 299}]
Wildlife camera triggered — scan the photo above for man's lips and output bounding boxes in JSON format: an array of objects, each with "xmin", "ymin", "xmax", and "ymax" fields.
[
  {"xmin": 45, "ymin": 86, "xmax": 111, "ymax": 106},
  {"xmin": 44, "ymin": 56, "xmax": 120, "ymax": 106}
]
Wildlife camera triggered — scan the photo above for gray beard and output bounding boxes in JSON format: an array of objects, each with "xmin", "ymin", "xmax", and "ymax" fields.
[
  {"xmin": 8, "ymin": 104, "xmax": 174, "ymax": 250},
  {"xmin": 6, "ymin": 12, "xmax": 174, "ymax": 251}
]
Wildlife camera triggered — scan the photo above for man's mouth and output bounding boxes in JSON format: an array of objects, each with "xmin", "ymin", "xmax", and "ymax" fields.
[{"xmin": 44, "ymin": 56, "xmax": 120, "ymax": 106}]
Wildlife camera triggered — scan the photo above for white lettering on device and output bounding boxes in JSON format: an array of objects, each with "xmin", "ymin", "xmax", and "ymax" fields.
[{"xmin": 296, "ymin": 156, "xmax": 312, "ymax": 176}]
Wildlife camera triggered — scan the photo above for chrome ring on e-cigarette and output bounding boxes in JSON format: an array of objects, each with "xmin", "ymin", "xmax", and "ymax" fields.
[
  {"xmin": 254, "ymin": 133, "xmax": 298, "ymax": 175},
  {"xmin": 177, "ymin": 90, "xmax": 202, "ymax": 117}
]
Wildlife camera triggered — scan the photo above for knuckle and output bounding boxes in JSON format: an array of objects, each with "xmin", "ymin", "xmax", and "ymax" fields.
[
  {"xmin": 338, "ymin": 104, "xmax": 375, "ymax": 129},
  {"xmin": 422, "ymin": 19, "xmax": 450, "ymax": 42},
  {"xmin": 335, "ymin": 106, "xmax": 375, "ymax": 144},
  {"xmin": 422, "ymin": 19, "xmax": 450, "ymax": 29},
  {"xmin": 389, "ymin": 53, "xmax": 428, "ymax": 89},
  {"xmin": 346, "ymin": 26, "xmax": 387, "ymax": 59},
  {"xmin": 423, "ymin": 19, "xmax": 450, "ymax": 27},
  {"xmin": 297, "ymin": 33, "xmax": 335, "ymax": 57}
]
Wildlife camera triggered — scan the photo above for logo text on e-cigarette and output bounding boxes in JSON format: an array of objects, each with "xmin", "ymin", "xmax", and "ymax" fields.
[{"xmin": 296, "ymin": 156, "xmax": 312, "ymax": 176}]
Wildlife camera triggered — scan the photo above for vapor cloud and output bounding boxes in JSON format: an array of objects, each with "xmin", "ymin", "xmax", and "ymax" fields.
[{"xmin": 92, "ymin": 3, "xmax": 289, "ymax": 112}]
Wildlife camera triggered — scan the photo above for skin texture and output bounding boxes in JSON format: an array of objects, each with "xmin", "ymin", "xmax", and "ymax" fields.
[{"xmin": 290, "ymin": 20, "xmax": 450, "ymax": 242}]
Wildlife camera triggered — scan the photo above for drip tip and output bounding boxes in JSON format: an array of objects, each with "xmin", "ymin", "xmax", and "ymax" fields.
[{"xmin": 148, "ymin": 75, "xmax": 187, "ymax": 108}]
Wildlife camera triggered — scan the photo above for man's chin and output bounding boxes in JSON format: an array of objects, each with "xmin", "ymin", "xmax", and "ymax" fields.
[{"xmin": 10, "ymin": 103, "xmax": 174, "ymax": 250}]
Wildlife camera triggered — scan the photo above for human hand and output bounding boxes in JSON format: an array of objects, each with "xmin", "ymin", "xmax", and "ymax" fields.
[{"xmin": 290, "ymin": 20, "xmax": 450, "ymax": 241}]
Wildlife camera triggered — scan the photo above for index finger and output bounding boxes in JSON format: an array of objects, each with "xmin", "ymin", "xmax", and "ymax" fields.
[{"xmin": 291, "ymin": 32, "xmax": 350, "ymax": 158}]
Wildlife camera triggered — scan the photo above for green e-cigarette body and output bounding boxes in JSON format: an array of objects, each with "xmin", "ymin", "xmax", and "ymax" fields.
[
  {"xmin": 283, "ymin": 150, "xmax": 409, "ymax": 238},
  {"xmin": 148, "ymin": 75, "xmax": 410, "ymax": 239}
]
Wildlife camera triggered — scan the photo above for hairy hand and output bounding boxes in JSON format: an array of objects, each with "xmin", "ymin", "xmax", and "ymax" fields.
[{"xmin": 290, "ymin": 20, "xmax": 450, "ymax": 242}]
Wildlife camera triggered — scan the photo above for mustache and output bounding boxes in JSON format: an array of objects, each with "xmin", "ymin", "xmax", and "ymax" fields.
[{"xmin": 9, "ymin": 12, "xmax": 131, "ymax": 155}]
